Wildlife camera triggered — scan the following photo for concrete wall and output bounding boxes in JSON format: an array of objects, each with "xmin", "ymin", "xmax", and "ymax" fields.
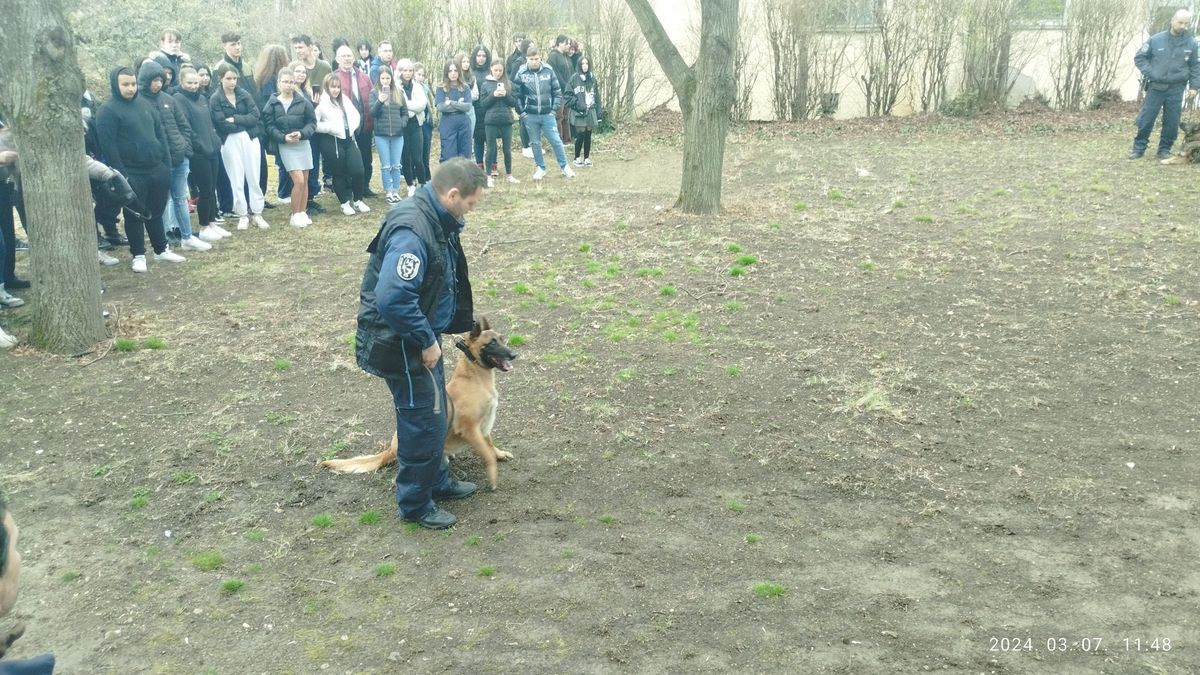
[{"xmin": 637, "ymin": 0, "xmax": 1150, "ymax": 119}]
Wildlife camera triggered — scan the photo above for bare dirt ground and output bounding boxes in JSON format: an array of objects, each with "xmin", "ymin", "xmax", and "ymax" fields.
[{"xmin": 1, "ymin": 107, "xmax": 1198, "ymax": 674}]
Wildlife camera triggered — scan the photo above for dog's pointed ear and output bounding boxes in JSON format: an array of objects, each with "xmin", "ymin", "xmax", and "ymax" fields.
[
  {"xmin": 470, "ymin": 320, "xmax": 482, "ymax": 339},
  {"xmin": 478, "ymin": 316, "xmax": 491, "ymax": 332}
]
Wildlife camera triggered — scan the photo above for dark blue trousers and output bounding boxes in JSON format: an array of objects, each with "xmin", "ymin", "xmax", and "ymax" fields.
[
  {"xmin": 1133, "ymin": 85, "xmax": 1186, "ymax": 155},
  {"xmin": 386, "ymin": 355, "xmax": 453, "ymax": 519}
]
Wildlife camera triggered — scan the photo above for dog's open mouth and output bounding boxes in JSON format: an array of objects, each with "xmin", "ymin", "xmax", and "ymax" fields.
[{"xmin": 493, "ymin": 359, "xmax": 514, "ymax": 372}]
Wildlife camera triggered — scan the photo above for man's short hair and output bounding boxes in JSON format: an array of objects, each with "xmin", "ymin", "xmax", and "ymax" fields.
[
  {"xmin": 0, "ymin": 493, "xmax": 9, "ymax": 577},
  {"xmin": 512, "ymin": 32, "xmax": 527, "ymax": 43},
  {"xmin": 555, "ymin": 34, "xmax": 569, "ymax": 47},
  {"xmin": 432, "ymin": 157, "xmax": 487, "ymax": 198},
  {"xmin": 160, "ymin": 28, "xmax": 182, "ymax": 42},
  {"xmin": 221, "ymin": 32, "xmax": 241, "ymax": 45},
  {"xmin": 525, "ymin": 46, "xmax": 540, "ymax": 58},
  {"xmin": 292, "ymin": 34, "xmax": 314, "ymax": 47},
  {"xmin": 378, "ymin": 40, "xmax": 392, "ymax": 51}
]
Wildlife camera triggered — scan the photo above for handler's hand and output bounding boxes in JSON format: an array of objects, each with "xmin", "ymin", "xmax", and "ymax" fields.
[{"xmin": 421, "ymin": 342, "xmax": 442, "ymax": 369}]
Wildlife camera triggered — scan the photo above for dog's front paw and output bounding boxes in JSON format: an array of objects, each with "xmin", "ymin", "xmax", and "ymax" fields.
[{"xmin": 495, "ymin": 449, "xmax": 514, "ymax": 461}]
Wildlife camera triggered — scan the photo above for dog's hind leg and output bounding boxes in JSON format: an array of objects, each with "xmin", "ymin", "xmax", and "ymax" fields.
[{"xmin": 320, "ymin": 433, "xmax": 399, "ymax": 473}]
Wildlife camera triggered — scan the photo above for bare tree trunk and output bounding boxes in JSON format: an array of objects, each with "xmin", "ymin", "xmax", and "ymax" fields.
[
  {"xmin": 625, "ymin": 0, "xmax": 738, "ymax": 215},
  {"xmin": 0, "ymin": 0, "xmax": 106, "ymax": 354}
]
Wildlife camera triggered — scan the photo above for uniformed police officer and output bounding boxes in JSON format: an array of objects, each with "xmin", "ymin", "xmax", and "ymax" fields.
[
  {"xmin": 355, "ymin": 157, "xmax": 487, "ymax": 529},
  {"xmin": 1131, "ymin": 9, "xmax": 1200, "ymax": 160}
]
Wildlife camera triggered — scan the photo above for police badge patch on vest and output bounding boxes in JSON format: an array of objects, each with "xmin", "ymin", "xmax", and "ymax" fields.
[{"xmin": 397, "ymin": 253, "xmax": 421, "ymax": 280}]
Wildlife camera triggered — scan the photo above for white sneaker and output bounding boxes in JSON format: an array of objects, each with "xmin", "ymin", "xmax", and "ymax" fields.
[
  {"xmin": 156, "ymin": 247, "xmax": 186, "ymax": 263},
  {"xmin": 340, "ymin": 202, "xmax": 356, "ymax": 216},
  {"xmin": 486, "ymin": 176, "xmax": 495, "ymax": 188},
  {"xmin": 251, "ymin": 214, "xmax": 270, "ymax": 229},
  {"xmin": 236, "ymin": 216, "xmax": 249, "ymax": 230},
  {"xmin": 289, "ymin": 212, "xmax": 308, "ymax": 228},
  {"xmin": 300, "ymin": 212, "xmax": 313, "ymax": 226},
  {"xmin": 0, "ymin": 286, "xmax": 24, "ymax": 308},
  {"xmin": 278, "ymin": 196, "xmax": 291, "ymax": 204},
  {"xmin": 407, "ymin": 185, "xmax": 417, "ymax": 198},
  {"xmin": 573, "ymin": 158, "xmax": 584, "ymax": 167},
  {"xmin": 180, "ymin": 236, "xmax": 212, "ymax": 251},
  {"xmin": 0, "ymin": 326, "xmax": 16, "ymax": 349},
  {"xmin": 506, "ymin": 174, "xmax": 520, "ymax": 184},
  {"xmin": 197, "ymin": 226, "xmax": 222, "ymax": 243},
  {"xmin": 353, "ymin": 200, "xmax": 371, "ymax": 213},
  {"xmin": 532, "ymin": 167, "xmax": 546, "ymax": 181},
  {"xmin": 210, "ymin": 224, "xmax": 232, "ymax": 238},
  {"xmin": 522, "ymin": 147, "xmax": 534, "ymax": 159},
  {"xmin": 562, "ymin": 165, "xmax": 576, "ymax": 179},
  {"xmin": 583, "ymin": 158, "xmax": 593, "ymax": 167},
  {"xmin": 98, "ymin": 250, "xmax": 120, "ymax": 266},
  {"xmin": 131, "ymin": 255, "xmax": 147, "ymax": 273}
]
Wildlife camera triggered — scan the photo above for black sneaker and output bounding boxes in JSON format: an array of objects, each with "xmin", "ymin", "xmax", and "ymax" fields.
[
  {"xmin": 262, "ymin": 201, "xmax": 276, "ymax": 210},
  {"xmin": 6, "ymin": 278, "xmax": 30, "ymax": 290},
  {"xmin": 1127, "ymin": 151, "xmax": 1144, "ymax": 160},
  {"xmin": 306, "ymin": 201, "xmax": 325, "ymax": 214},
  {"xmin": 97, "ymin": 234, "xmax": 114, "ymax": 251},
  {"xmin": 405, "ymin": 506, "xmax": 457, "ymax": 530},
  {"xmin": 105, "ymin": 234, "xmax": 130, "ymax": 247},
  {"xmin": 434, "ymin": 480, "xmax": 478, "ymax": 501},
  {"xmin": 1156, "ymin": 150, "xmax": 1173, "ymax": 161}
]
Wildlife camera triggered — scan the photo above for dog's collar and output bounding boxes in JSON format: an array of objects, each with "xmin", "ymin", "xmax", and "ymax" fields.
[{"xmin": 454, "ymin": 337, "xmax": 483, "ymax": 366}]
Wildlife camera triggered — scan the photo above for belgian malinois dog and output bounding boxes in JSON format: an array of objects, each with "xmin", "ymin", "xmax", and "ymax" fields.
[
  {"xmin": 1162, "ymin": 121, "xmax": 1200, "ymax": 164},
  {"xmin": 321, "ymin": 318, "xmax": 518, "ymax": 488}
]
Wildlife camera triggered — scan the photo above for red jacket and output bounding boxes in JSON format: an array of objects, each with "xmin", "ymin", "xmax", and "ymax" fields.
[{"xmin": 335, "ymin": 67, "xmax": 373, "ymax": 134}]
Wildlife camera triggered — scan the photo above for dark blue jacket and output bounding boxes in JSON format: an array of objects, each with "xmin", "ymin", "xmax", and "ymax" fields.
[
  {"xmin": 1135, "ymin": 30, "xmax": 1200, "ymax": 89},
  {"xmin": 513, "ymin": 64, "xmax": 560, "ymax": 116},
  {"xmin": 356, "ymin": 185, "xmax": 473, "ymax": 392}
]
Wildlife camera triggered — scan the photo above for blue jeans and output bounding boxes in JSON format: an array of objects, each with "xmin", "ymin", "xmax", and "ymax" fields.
[
  {"xmin": 161, "ymin": 159, "xmax": 193, "ymax": 239},
  {"xmin": 522, "ymin": 113, "xmax": 568, "ymax": 170},
  {"xmin": 1133, "ymin": 85, "xmax": 1186, "ymax": 155},
  {"xmin": 375, "ymin": 135, "xmax": 405, "ymax": 193},
  {"xmin": 386, "ymin": 356, "xmax": 453, "ymax": 520},
  {"xmin": 439, "ymin": 114, "xmax": 473, "ymax": 162}
]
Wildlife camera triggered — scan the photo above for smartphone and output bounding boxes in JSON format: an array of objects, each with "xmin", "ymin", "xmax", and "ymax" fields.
[{"xmin": 382, "ymin": 84, "xmax": 392, "ymax": 97}]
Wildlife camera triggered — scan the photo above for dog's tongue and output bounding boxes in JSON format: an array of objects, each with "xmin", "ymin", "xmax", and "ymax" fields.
[{"xmin": 497, "ymin": 359, "xmax": 514, "ymax": 372}]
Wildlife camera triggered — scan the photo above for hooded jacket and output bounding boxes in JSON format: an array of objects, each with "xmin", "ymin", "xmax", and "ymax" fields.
[
  {"xmin": 210, "ymin": 86, "xmax": 262, "ymax": 141},
  {"xmin": 139, "ymin": 59, "xmax": 192, "ymax": 166},
  {"xmin": 173, "ymin": 87, "xmax": 220, "ymax": 158},
  {"xmin": 95, "ymin": 66, "xmax": 170, "ymax": 177}
]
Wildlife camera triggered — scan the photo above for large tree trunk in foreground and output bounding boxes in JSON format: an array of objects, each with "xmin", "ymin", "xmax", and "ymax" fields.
[
  {"xmin": 626, "ymin": 0, "xmax": 738, "ymax": 215},
  {"xmin": 0, "ymin": 0, "xmax": 106, "ymax": 354}
]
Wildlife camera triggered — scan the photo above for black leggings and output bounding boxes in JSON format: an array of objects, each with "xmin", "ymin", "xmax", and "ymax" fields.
[
  {"xmin": 485, "ymin": 123, "xmax": 513, "ymax": 176},
  {"xmin": 190, "ymin": 153, "xmax": 219, "ymax": 226},
  {"xmin": 574, "ymin": 128, "xmax": 592, "ymax": 159},
  {"xmin": 400, "ymin": 119, "xmax": 424, "ymax": 186},
  {"xmin": 355, "ymin": 127, "xmax": 374, "ymax": 190},
  {"xmin": 317, "ymin": 134, "xmax": 365, "ymax": 203}
]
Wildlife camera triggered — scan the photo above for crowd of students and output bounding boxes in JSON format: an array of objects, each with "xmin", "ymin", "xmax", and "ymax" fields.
[{"xmin": 0, "ymin": 29, "xmax": 605, "ymax": 349}]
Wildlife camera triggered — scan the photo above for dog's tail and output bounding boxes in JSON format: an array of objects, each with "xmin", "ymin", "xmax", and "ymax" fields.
[{"xmin": 320, "ymin": 434, "xmax": 398, "ymax": 474}]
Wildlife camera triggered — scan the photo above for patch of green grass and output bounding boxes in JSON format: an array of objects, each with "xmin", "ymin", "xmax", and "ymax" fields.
[
  {"xmin": 793, "ymin": 201, "xmax": 808, "ymax": 211},
  {"xmin": 560, "ymin": 549, "xmax": 575, "ymax": 559},
  {"xmin": 914, "ymin": 214, "xmax": 934, "ymax": 223},
  {"xmin": 1089, "ymin": 183, "xmax": 1111, "ymax": 194},
  {"xmin": 142, "ymin": 337, "xmax": 167, "ymax": 350},
  {"xmin": 245, "ymin": 529, "xmax": 266, "ymax": 542},
  {"xmin": 724, "ymin": 301, "xmax": 744, "ymax": 311},
  {"xmin": 145, "ymin": 546, "xmax": 162, "ymax": 557},
  {"xmin": 726, "ymin": 366, "xmax": 741, "ymax": 378},
  {"xmin": 191, "ymin": 551, "xmax": 225, "ymax": 572},
  {"xmin": 893, "ymin": 270, "xmax": 908, "ymax": 280},
  {"xmin": 93, "ymin": 464, "xmax": 112, "ymax": 477},
  {"xmin": 745, "ymin": 533, "xmax": 762, "ymax": 544},
  {"xmin": 729, "ymin": 266, "xmax": 746, "ymax": 277},
  {"xmin": 265, "ymin": 411, "xmax": 296, "ymax": 426},
  {"xmin": 662, "ymin": 330, "xmax": 679, "ymax": 342},
  {"xmin": 598, "ymin": 513, "xmax": 617, "ymax": 525},
  {"xmin": 244, "ymin": 563, "xmax": 263, "ymax": 575},
  {"xmin": 828, "ymin": 188, "xmax": 846, "ymax": 200},
  {"xmin": 339, "ymin": 333, "xmax": 355, "ymax": 355},
  {"xmin": 173, "ymin": 471, "xmax": 197, "ymax": 485},
  {"xmin": 114, "ymin": 337, "xmax": 138, "ymax": 352},
  {"xmin": 726, "ymin": 242, "xmax": 744, "ymax": 253},
  {"xmin": 512, "ymin": 282, "xmax": 533, "ymax": 295},
  {"xmin": 860, "ymin": 260, "xmax": 877, "ymax": 271},
  {"xmin": 725, "ymin": 498, "xmax": 747, "ymax": 513},
  {"xmin": 637, "ymin": 267, "xmax": 664, "ymax": 277},
  {"xmin": 736, "ymin": 255, "xmax": 758, "ymax": 266},
  {"xmin": 272, "ymin": 359, "xmax": 292, "ymax": 372},
  {"xmin": 374, "ymin": 563, "xmax": 396, "ymax": 578},
  {"xmin": 492, "ymin": 532, "xmax": 506, "ymax": 542},
  {"xmin": 204, "ymin": 490, "xmax": 224, "ymax": 503},
  {"xmin": 768, "ymin": 221, "xmax": 781, "ymax": 230},
  {"xmin": 311, "ymin": 514, "xmax": 334, "ymax": 529},
  {"xmin": 581, "ymin": 278, "xmax": 596, "ymax": 289},
  {"xmin": 359, "ymin": 511, "xmax": 381, "ymax": 525},
  {"xmin": 220, "ymin": 579, "xmax": 244, "ymax": 594},
  {"xmin": 403, "ymin": 522, "xmax": 421, "ymax": 534},
  {"xmin": 578, "ymin": 242, "xmax": 592, "ymax": 253},
  {"xmin": 753, "ymin": 582, "xmax": 786, "ymax": 598},
  {"xmin": 616, "ymin": 368, "xmax": 638, "ymax": 381},
  {"xmin": 891, "ymin": 198, "xmax": 906, "ymax": 208},
  {"xmin": 477, "ymin": 565, "xmax": 496, "ymax": 577},
  {"xmin": 615, "ymin": 221, "xmax": 628, "ymax": 231},
  {"xmin": 660, "ymin": 285, "xmax": 677, "ymax": 297},
  {"xmin": 464, "ymin": 534, "xmax": 481, "ymax": 546},
  {"xmin": 992, "ymin": 188, "xmax": 1009, "ymax": 196},
  {"xmin": 62, "ymin": 570, "xmax": 82, "ymax": 582},
  {"xmin": 129, "ymin": 486, "xmax": 150, "ymax": 509},
  {"xmin": 506, "ymin": 334, "xmax": 527, "ymax": 347},
  {"xmin": 1164, "ymin": 295, "xmax": 1182, "ymax": 306},
  {"xmin": 605, "ymin": 263, "xmax": 621, "ymax": 277}
]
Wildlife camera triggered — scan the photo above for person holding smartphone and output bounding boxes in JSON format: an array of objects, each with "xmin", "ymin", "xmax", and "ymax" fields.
[
  {"xmin": 371, "ymin": 65, "xmax": 408, "ymax": 204},
  {"xmin": 479, "ymin": 59, "xmax": 520, "ymax": 186}
]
